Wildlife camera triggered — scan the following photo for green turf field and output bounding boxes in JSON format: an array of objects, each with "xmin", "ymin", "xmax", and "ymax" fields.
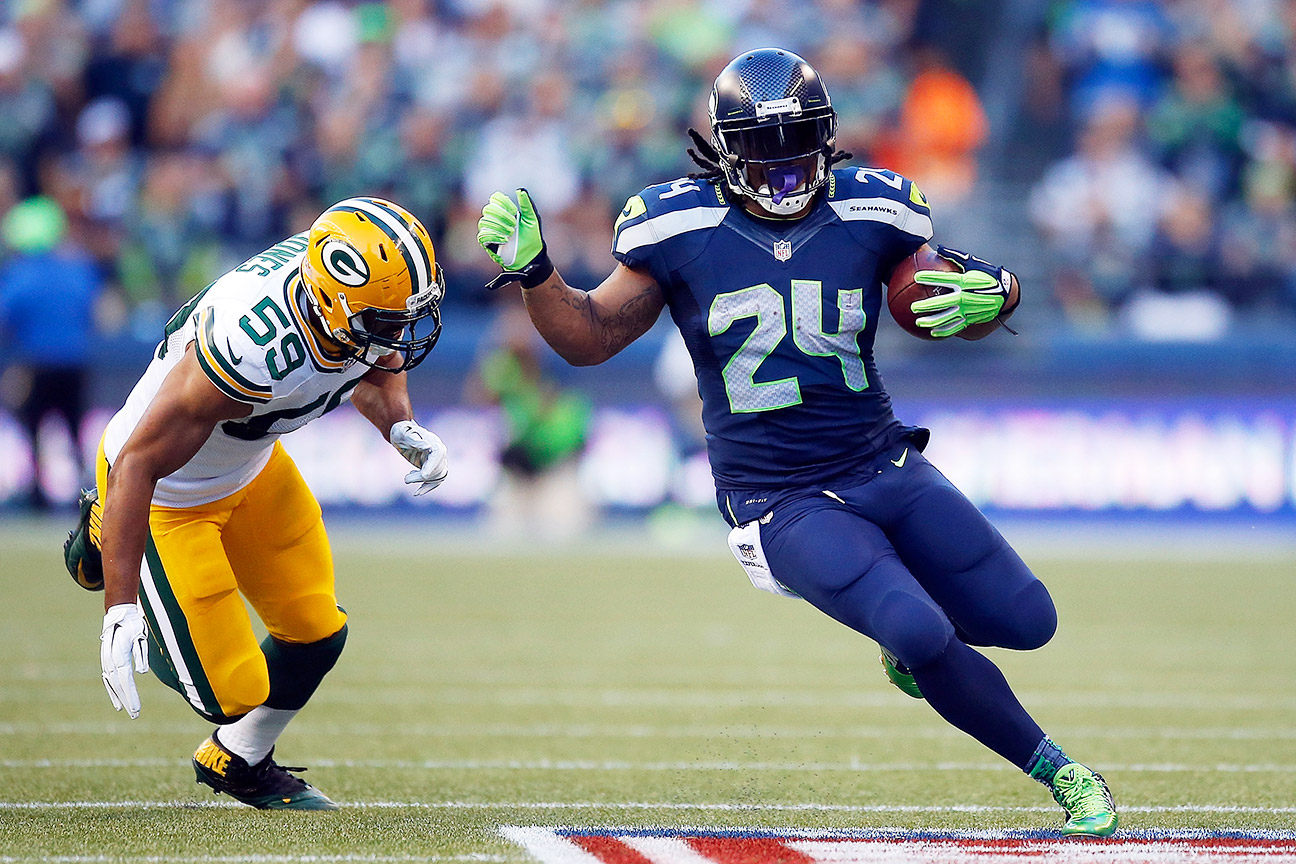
[{"xmin": 1, "ymin": 519, "xmax": 1293, "ymax": 860}]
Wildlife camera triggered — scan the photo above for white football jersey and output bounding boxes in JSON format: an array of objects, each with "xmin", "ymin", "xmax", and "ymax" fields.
[{"xmin": 103, "ymin": 233, "xmax": 371, "ymax": 508}]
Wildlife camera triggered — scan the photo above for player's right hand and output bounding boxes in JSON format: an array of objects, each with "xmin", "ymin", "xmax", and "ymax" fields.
[
  {"xmin": 390, "ymin": 419, "xmax": 449, "ymax": 496},
  {"xmin": 477, "ymin": 189, "xmax": 554, "ymax": 290},
  {"xmin": 100, "ymin": 603, "xmax": 148, "ymax": 718}
]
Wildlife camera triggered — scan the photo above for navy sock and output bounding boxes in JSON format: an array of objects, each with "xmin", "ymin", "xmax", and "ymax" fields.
[
  {"xmin": 1023, "ymin": 736, "xmax": 1072, "ymax": 786},
  {"xmin": 910, "ymin": 639, "xmax": 1045, "ymax": 769}
]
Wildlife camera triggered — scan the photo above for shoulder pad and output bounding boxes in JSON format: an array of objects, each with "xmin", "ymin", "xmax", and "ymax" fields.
[
  {"xmin": 827, "ymin": 167, "xmax": 934, "ymax": 242},
  {"xmin": 192, "ymin": 298, "xmax": 276, "ymax": 405},
  {"xmin": 612, "ymin": 177, "xmax": 729, "ymax": 260}
]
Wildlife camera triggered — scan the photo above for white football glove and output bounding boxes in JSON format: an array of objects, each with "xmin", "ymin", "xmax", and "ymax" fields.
[
  {"xmin": 390, "ymin": 419, "xmax": 449, "ymax": 496},
  {"xmin": 100, "ymin": 603, "xmax": 148, "ymax": 718}
]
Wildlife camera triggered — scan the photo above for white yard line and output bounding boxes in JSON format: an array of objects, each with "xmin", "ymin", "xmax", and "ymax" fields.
[
  {"xmin": 2, "ymin": 801, "xmax": 1296, "ymax": 815},
  {"xmin": 4, "ymin": 758, "xmax": 1296, "ymax": 774}
]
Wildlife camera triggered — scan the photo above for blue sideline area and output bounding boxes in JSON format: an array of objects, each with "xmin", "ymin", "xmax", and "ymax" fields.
[{"xmin": 5, "ymin": 306, "xmax": 1296, "ymax": 524}]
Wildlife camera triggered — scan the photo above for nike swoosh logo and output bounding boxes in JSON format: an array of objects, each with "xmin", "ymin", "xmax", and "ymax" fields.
[
  {"xmin": 226, "ymin": 339, "xmax": 243, "ymax": 365},
  {"xmin": 891, "ymin": 448, "xmax": 908, "ymax": 468}
]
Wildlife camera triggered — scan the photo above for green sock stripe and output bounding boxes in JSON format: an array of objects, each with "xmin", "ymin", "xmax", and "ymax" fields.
[{"xmin": 141, "ymin": 533, "xmax": 225, "ymax": 718}]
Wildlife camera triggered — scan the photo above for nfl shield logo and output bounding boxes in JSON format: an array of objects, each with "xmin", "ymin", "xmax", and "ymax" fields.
[{"xmin": 773, "ymin": 239, "xmax": 792, "ymax": 261}]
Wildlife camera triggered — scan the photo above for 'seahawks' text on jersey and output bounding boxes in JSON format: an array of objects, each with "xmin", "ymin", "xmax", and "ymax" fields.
[
  {"xmin": 612, "ymin": 167, "xmax": 933, "ymax": 492},
  {"xmin": 102, "ymin": 233, "xmax": 370, "ymax": 508}
]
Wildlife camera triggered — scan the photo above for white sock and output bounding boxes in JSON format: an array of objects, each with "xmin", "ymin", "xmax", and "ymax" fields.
[{"xmin": 217, "ymin": 706, "xmax": 299, "ymax": 765}]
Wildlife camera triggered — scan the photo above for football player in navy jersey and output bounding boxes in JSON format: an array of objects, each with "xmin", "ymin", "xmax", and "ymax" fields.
[{"xmin": 477, "ymin": 48, "xmax": 1117, "ymax": 837}]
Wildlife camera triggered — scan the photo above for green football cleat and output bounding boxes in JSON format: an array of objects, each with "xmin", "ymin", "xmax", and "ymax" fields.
[
  {"xmin": 193, "ymin": 733, "xmax": 338, "ymax": 811},
  {"xmin": 879, "ymin": 645, "xmax": 924, "ymax": 699},
  {"xmin": 1051, "ymin": 762, "xmax": 1118, "ymax": 837},
  {"xmin": 63, "ymin": 488, "xmax": 104, "ymax": 591}
]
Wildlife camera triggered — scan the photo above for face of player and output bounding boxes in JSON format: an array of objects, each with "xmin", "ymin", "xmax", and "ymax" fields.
[{"xmin": 724, "ymin": 115, "xmax": 833, "ymax": 218}]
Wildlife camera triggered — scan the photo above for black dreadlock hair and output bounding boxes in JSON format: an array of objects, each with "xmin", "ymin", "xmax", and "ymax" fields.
[{"xmin": 685, "ymin": 127, "xmax": 853, "ymax": 182}]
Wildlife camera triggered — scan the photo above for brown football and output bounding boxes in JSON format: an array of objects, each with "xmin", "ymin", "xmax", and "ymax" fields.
[{"xmin": 886, "ymin": 247, "xmax": 958, "ymax": 341}]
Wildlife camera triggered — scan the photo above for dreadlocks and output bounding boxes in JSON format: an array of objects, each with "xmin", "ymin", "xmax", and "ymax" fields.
[
  {"xmin": 685, "ymin": 127, "xmax": 853, "ymax": 182},
  {"xmin": 686, "ymin": 128, "xmax": 727, "ymax": 180}
]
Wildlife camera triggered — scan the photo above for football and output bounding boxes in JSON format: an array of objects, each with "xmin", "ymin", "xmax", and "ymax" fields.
[{"xmin": 886, "ymin": 247, "xmax": 959, "ymax": 341}]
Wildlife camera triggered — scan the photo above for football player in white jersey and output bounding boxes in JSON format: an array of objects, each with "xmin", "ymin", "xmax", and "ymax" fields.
[{"xmin": 63, "ymin": 197, "xmax": 449, "ymax": 809}]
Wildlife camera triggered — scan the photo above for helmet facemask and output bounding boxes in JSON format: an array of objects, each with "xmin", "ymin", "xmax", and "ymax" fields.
[{"xmin": 711, "ymin": 95, "xmax": 837, "ymax": 217}]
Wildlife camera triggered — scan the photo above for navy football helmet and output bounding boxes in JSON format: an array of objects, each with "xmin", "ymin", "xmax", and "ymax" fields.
[{"xmin": 709, "ymin": 48, "xmax": 838, "ymax": 216}]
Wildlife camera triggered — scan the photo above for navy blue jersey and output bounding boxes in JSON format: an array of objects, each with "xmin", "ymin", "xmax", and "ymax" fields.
[{"xmin": 612, "ymin": 167, "xmax": 933, "ymax": 491}]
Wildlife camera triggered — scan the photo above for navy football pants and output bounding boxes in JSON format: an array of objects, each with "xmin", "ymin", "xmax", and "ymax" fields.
[{"xmin": 748, "ymin": 441, "xmax": 1058, "ymax": 768}]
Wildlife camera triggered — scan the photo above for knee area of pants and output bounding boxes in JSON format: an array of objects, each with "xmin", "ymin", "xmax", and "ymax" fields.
[
  {"xmin": 276, "ymin": 595, "xmax": 347, "ymax": 643},
  {"xmin": 1006, "ymin": 581, "xmax": 1058, "ymax": 650},
  {"xmin": 220, "ymin": 656, "xmax": 270, "ymax": 716},
  {"xmin": 875, "ymin": 591, "xmax": 954, "ymax": 669}
]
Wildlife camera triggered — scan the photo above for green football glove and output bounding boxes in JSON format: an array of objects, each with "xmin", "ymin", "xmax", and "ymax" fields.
[
  {"xmin": 477, "ymin": 189, "xmax": 555, "ymax": 290},
  {"xmin": 910, "ymin": 246, "xmax": 1016, "ymax": 338}
]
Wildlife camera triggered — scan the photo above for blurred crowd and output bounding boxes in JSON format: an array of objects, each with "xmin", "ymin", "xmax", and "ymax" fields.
[
  {"xmin": 1028, "ymin": 0, "xmax": 1296, "ymax": 334},
  {"xmin": 0, "ymin": 0, "xmax": 959, "ymax": 336},
  {"xmin": 4, "ymin": 0, "xmax": 1296, "ymax": 344}
]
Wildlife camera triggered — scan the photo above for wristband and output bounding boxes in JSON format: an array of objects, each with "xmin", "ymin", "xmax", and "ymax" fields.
[{"xmin": 486, "ymin": 248, "xmax": 554, "ymax": 291}]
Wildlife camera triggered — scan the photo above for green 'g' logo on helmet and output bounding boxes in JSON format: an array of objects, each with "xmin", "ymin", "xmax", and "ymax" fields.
[{"xmin": 321, "ymin": 239, "xmax": 370, "ymax": 287}]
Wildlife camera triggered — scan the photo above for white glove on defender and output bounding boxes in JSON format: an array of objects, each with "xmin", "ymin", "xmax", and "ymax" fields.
[
  {"xmin": 100, "ymin": 603, "xmax": 148, "ymax": 718},
  {"xmin": 390, "ymin": 420, "xmax": 449, "ymax": 496}
]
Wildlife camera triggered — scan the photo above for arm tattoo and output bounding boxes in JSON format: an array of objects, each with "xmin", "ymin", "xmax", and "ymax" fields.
[{"xmin": 594, "ymin": 286, "xmax": 658, "ymax": 356}]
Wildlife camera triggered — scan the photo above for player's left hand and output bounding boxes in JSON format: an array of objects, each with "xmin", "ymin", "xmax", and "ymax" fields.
[
  {"xmin": 390, "ymin": 420, "xmax": 449, "ymax": 496},
  {"xmin": 910, "ymin": 246, "xmax": 1015, "ymax": 338},
  {"xmin": 101, "ymin": 603, "xmax": 148, "ymax": 718},
  {"xmin": 477, "ymin": 189, "xmax": 555, "ymax": 290}
]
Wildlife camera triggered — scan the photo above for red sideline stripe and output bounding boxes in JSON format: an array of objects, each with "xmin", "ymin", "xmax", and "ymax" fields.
[
  {"xmin": 571, "ymin": 835, "xmax": 655, "ymax": 864},
  {"xmin": 512, "ymin": 829, "xmax": 1296, "ymax": 863},
  {"xmin": 690, "ymin": 836, "xmax": 816, "ymax": 864}
]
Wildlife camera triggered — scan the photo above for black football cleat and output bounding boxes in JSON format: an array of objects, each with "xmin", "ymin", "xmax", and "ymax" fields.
[
  {"xmin": 192, "ymin": 732, "xmax": 338, "ymax": 811},
  {"xmin": 63, "ymin": 488, "xmax": 104, "ymax": 591}
]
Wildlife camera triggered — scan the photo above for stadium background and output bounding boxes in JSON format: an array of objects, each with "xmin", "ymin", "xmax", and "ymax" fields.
[
  {"xmin": 2, "ymin": 0, "xmax": 1296, "ymax": 524},
  {"xmin": 3, "ymin": 2, "xmax": 1296, "ymax": 859}
]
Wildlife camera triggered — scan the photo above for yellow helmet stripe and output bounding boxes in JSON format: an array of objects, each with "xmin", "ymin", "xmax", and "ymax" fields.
[
  {"xmin": 337, "ymin": 198, "xmax": 429, "ymax": 297},
  {"xmin": 363, "ymin": 197, "xmax": 433, "ymax": 295},
  {"xmin": 331, "ymin": 202, "xmax": 422, "ymax": 298}
]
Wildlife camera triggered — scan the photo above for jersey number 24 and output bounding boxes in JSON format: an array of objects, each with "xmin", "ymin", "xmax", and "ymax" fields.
[{"xmin": 708, "ymin": 280, "xmax": 867, "ymax": 413}]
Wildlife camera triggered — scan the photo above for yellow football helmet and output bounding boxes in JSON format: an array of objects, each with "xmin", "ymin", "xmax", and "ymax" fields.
[{"xmin": 301, "ymin": 196, "xmax": 445, "ymax": 372}]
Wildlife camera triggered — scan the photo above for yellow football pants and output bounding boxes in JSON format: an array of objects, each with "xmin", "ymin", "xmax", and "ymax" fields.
[{"xmin": 93, "ymin": 440, "xmax": 347, "ymax": 720}]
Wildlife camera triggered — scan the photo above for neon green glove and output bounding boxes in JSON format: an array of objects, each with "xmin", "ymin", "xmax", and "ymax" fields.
[
  {"xmin": 477, "ymin": 189, "xmax": 554, "ymax": 290},
  {"xmin": 909, "ymin": 246, "xmax": 1015, "ymax": 338}
]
